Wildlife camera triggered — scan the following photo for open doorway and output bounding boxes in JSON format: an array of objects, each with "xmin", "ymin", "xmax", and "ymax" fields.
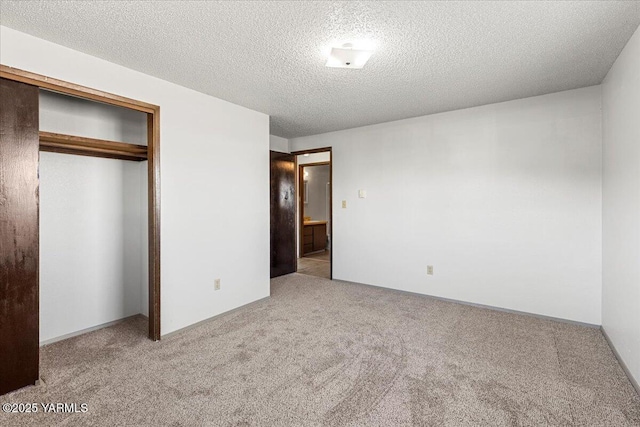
[{"xmin": 295, "ymin": 149, "xmax": 332, "ymax": 280}]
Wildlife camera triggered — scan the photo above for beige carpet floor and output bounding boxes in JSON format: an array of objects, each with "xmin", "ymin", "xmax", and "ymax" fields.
[{"xmin": 1, "ymin": 273, "xmax": 639, "ymax": 426}]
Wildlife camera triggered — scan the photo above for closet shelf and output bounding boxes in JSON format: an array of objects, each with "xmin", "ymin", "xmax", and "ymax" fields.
[{"xmin": 39, "ymin": 131, "xmax": 148, "ymax": 161}]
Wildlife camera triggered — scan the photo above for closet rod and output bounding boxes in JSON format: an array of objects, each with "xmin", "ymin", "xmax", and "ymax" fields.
[{"xmin": 39, "ymin": 131, "xmax": 148, "ymax": 161}]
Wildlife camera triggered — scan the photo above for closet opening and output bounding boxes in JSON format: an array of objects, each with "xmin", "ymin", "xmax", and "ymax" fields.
[
  {"xmin": 1, "ymin": 66, "xmax": 160, "ymax": 395},
  {"xmin": 1, "ymin": 65, "xmax": 160, "ymax": 343},
  {"xmin": 38, "ymin": 89, "xmax": 151, "ymax": 345}
]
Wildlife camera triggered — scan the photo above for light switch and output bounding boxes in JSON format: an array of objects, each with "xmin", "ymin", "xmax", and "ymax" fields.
[
  {"xmin": 342, "ymin": 200, "xmax": 347, "ymax": 208},
  {"xmin": 358, "ymin": 190, "xmax": 367, "ymax": 198}
]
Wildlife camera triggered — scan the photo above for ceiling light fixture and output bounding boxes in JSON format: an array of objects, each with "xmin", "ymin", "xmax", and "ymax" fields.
[{"xmin": 325, "ymin": 43, "xmax": 373, "ymax": 69}]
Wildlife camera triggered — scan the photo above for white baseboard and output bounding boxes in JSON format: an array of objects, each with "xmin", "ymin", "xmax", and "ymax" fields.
[
  {"xmin": 161, "ymin": 296, "xmax": 270, "ymax": 340},
  {"xmin": 39, "ymin": 314, "xmax": 146, "ymax": 346},
  {"xmin": 601, "ymin": 327, "xmax": 640, "ymax": 396},
  {"xmin": 334, "ymin": 277, "xmax": 600, "ymax": 329}
]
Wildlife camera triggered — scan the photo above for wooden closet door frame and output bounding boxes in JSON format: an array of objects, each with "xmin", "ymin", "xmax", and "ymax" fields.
[{"xmin": 0, "ymin": 65, "xmax": 162, "ymax": 341}]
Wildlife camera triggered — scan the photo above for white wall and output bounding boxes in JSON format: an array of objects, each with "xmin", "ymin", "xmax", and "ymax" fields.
[
  {"xmin": 269, "ymin": 134, "xmax": 289, "ymax": 153},
  {"xmin": 39, "ymin": 153, "xmax": 145, "ymax": 342},
  {"xmin": 602, "ymin": 26, "xmax": 640, "ymax": 387},
  {"xmin": 291, "ymin": 86, "xmax": 603, "ymax": 325},
  {"xmin": 40, "ymin": 89, "xmax": 147, "ymax": 145},
  {"xmin": 298, "ymin": 152, "xmax": 330, "ymax": 165},
  {"xmin": 1, "ymin": 26, "xmax": 270, "ymax": 336},
  {"xmin": 140, "ymin": 161, "xmax": 149, "ymax": 317},
  {"xmin": 303, "ymin": 165, "xmax": 330, "ymax": 222}
]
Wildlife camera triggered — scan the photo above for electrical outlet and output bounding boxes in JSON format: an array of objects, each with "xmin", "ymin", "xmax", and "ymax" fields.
[
  {"xmin": 427, "ymin": 266, "xmax": 434, "ymax": 276},
  {"xmin": 214, "ymin": 278, "xmax": 221, "ymax": 290},
  {"xmin": 342, "ymin": 200, "xmax": 347, "ymax": 208}
]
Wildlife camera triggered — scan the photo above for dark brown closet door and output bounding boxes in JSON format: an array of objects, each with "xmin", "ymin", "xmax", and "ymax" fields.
[
  {"xmin": 0, "ymin": 78, "xmax": 40, "ymax": 395},
  {"xmin": 270, "ymin": 151, "xmax": 296, "ymax": 278}
]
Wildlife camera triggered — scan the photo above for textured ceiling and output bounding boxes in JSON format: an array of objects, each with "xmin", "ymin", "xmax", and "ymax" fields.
[{"xmin": 1, "ymin": 1, "xmax": 639, "ymax": 138}]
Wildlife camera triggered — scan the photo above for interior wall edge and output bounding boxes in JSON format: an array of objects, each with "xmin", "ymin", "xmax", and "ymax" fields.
[
  {"xmin": 601, "ymin": 326, "xmax": 640, "ymax": 396},
  {"xmin": 601, "ymin": 21, "xmax": 640, "ymax": 390}
]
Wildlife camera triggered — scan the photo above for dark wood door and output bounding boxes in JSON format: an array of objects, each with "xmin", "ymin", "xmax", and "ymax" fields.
[
  {"xmin": 0, "ymin": 78, "xmax": 40, "ymax": 395},
  {"xmin": 270, "ymin": 151, "xmax": 296, "ymax": 278}
]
